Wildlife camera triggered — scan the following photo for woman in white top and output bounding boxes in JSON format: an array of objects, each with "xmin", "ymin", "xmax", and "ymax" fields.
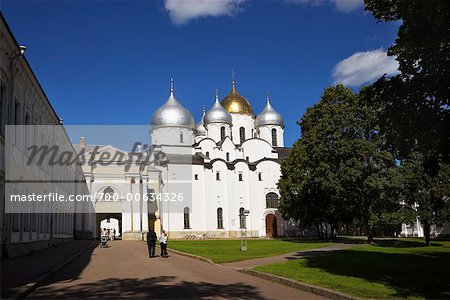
[{"xmin": 160, "ymin": 230, "xmax": 168, "ymax": 257}]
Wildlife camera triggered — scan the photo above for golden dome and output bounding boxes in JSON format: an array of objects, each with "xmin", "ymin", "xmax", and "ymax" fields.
[{"xmin": 220, "ymin": 81, "xmax": 254, "ymax": 115}]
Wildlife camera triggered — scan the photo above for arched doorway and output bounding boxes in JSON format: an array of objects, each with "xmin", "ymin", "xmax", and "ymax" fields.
[
  {"xmin": 96, "ymin": 213, "xmax": 122, "ymax": 239},
  {"xmin": 265, "ymin": 214, "xmax": 277, "ymax": 237}
]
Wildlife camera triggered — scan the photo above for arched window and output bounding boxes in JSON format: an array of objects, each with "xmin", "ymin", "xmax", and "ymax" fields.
[
  {"xmin": 239, "ymin": 127, "xmax": 245, "ymax": 144},
  {"xmin": 206, "ymin": 151, "xmax": 210, "ymax": 158},
  {"xmin": 246, "ymin": 156, "xmax": 249, "ymax": 162},
  {"xmin": 216, "ymin": 172, "xmax": 220, "ymax": 181},
  {"xmin": 184, "ymin": 207, "xmax": 190, "ymax": 229},
  {"xmin": 103, "ymin": 187, "xmax": 115, "ymax": 201},
  {"xmin": 180, "ymin": 132, "xmax": 184, "ymax": 143},
  {"xmin": 217, "ymin": 208, "xmax": 223, "ymax": 229},
  {"xmin": 220, "ymin": 126, "xmax": 226, "ymax": 140},
  {"xmin": 271, "ymin": 128, "xmax": 277, "ymax": 146},
  {"xmin": 239, "ymin": 207, "xmax": 246, "ymax": 229},
  {"xmin": 226, "ymin": 152, "xmax": 230, "ymax": 161},
  {"xmin": 266, "ymin": 192, "xmax": 279, "ymax": 208},
  {"xmin": 238, "ymin": 173, "xmax": 243, "ymax": 181}
]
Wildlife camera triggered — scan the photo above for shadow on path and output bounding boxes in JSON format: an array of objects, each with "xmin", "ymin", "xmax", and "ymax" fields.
[{"xmin": 31, "ymin": 276, "xmax": 267, "ymax": 299}]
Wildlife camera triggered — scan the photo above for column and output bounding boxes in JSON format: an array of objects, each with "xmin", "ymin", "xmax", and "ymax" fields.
[
  {"xmin": 122, "ymin": 176, "xmax": 133, "ymax": 232},
  {"xmin": 132, "ymin": 177, "xmax": 141, "ymax": 231},
  {"xmin": 141, "ymin": 176, "xmax": 149, "ymax": 232}
]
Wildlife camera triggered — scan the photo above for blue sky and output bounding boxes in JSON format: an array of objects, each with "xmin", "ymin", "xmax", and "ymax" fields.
[{"xmin": 1, "ymin": 0, "xmax": 399, "ymax": 146}]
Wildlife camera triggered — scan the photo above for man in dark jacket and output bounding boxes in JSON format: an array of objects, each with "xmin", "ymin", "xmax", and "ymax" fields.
[{"xmin": 146, "ymin": 230, "xmax": 157, "ymax": 258}]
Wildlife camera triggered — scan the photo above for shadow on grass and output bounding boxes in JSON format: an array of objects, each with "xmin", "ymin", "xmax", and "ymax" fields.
[
  {"xmin": 31, "ymin": 276, "xmax": 267, "ymax": 299},
  {"xmin": 279, "ymin": 238, "xmax": 332, "ymax": 244},
  {"xmin": 300, "ymin": 247, "xmax": 450, "ymax": 299}
]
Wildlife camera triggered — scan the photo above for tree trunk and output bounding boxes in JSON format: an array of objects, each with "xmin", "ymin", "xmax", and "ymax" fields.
[
  {"xmin": 346, "ymin": 223, "xmax": 350, "ymax": 236},
  {"xmin": 367, "ymin": 222, "xmax": 374, "ymax": 243},
  {"xmin": 423, "ymin": 221, "xmax": 431, "ymax": 246}
]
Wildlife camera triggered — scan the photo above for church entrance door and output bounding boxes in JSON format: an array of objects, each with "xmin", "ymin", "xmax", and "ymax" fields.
[{"xmin": 265, "ymin": 214, "xmax": 277, "ymax": 237}]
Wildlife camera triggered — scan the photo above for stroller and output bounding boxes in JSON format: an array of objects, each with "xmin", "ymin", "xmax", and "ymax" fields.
[{"xmin": 100, "ymin": 235, "xmax": 109, "ymax": 248}]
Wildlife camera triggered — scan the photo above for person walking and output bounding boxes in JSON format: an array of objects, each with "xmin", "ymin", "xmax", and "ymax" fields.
[
  {"xmin": 160, "ymin": 230, "xmax": 168, "ymax": 258},
  {"xmin": 147, "ymin": 230, "xmax": 157, "ymax": 258}
]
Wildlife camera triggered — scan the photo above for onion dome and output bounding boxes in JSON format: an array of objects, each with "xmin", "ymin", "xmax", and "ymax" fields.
[
  {"xmin": 195, "ymin": 109, "xmax": 207, "ymax": 136},
  {"xmin": 220, "ymin": 73, "xmax": 253, "ymax": 115},
  {"xmin": 151, "ymin": 79, "xmax": 194, "ymax": 129},
  {"xmin": 255, "ymin": 94, "xmax": 284, "ymax": 127},
  {"xmin": 205, "ymin": 90, "xmax": 232, "ymax": 125}
]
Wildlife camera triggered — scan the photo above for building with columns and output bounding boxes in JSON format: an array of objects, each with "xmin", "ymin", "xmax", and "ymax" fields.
[{"xmin": 76, "ymin": 78, "xmax": 296, "ymax": 240}]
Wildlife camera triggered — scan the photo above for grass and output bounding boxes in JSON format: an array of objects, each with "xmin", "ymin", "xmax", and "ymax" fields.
[
  {"xmin": 255, "ymin": 239, "xmax": 450, "ymax": 299},
  {"xmin": 168, "ymin": 239, "xmax": 334, "ymax": 263}
]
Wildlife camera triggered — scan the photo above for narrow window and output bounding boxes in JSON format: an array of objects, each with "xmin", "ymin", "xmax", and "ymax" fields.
[
  {"xmin": 217, "ymin": 208, "xmax": 223, "ymax": 229},
  {"xmin": 220, "ymin": 126, "xmax": 226, "ymax": 140},
  {"xmin": 266, "ymin": 192, "xmax": 280, "ymax": 208},
  {"xmin": 184, "ymin": 207, "xmax": 190, "ymax": 229},
  {"xmin": 226, "ymin": 152, "xmax": 230, "ymax": 161},
  {"xmin": 271, "ymin": 128, "xmax": 277, "ymax": 146},
  {"xmin": 14, "ymin": 100, "xmax": 21, "ymax": 125},
  {"xmin": 239, "ymin": 127, "xmax": 245, "ymax": 144},
  {"xmin": 258, "ymin": 172, "xmax": 262, "ymax": 181},
  {"xmin": 180, "ymin": 132, "xmax": 184, "ymax": 143},
  {"xmin": 246, "ymin": 156, "xmax": 249, "ymax": 162},
  {"xmin": 194, "ymin": 174, "xmax": 199, "ymax": 180},
  {"xmin": 206, "ymin": 151, "xmax": 210, "ymax": 158},
  {"xmin": 216, "ymin": 172, "xmax": 220, "ymax": 181},
  {"xmin": 239, "ymin": 207, "xmax": 246, "ymax": 229},
  {"xmin": 238, "ymin": 173, "xmax": 243, "ymax": 181}
]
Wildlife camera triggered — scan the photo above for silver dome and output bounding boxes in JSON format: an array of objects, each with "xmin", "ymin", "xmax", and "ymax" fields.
[
  {"xmin": 205, "ymin": 92, "xmax": 232, "ymax": 125},
  {"xmin": 195, "ymin": 109, "xmax": 207, "ymax": 136},
  {"xmin": 255, "ymin": 96, "xmax": 284, "ymax": 127},
  {"xmin": 151, "ymin": 80, "xmax": 194, "ymax": 129}
]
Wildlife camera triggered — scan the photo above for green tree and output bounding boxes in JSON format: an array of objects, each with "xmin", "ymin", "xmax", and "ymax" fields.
[
  {"xmin": 397, "ymin": 152, "xmax": 450, "ymax": 245},
  {"xmin": 279, "ymin": 85, "xmax": 399, "ymax": 241},
  {"xmin": 363, "ymin": 0, "xmax": 450, "ymax": 244}
]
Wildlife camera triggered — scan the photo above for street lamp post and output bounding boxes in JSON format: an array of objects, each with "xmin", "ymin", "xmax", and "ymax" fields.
[{"xmin": 240, "ymin": 209, "xmax": 250, "ymax": 252}]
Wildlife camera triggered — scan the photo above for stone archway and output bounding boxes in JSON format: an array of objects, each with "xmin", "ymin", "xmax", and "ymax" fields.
[
  {"xmin": 96, "ymin": 213, "xmax": 122, "ymax": 239},
  {"xmin": 265, "ymin": 213, "xmax": 277, "ymax": 237}
]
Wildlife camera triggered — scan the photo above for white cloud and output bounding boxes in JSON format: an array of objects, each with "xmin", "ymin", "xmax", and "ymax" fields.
[
  {"xmin": 332, "ymin": 49, "xmax": 399, "ymax": 86},
  {"xmin": 285, "ymin": 0, "xmax": 363, "ymax": 12},
  {"xmin": 164, "ymin": 0, "xmax": 245, "ymax": 25}
]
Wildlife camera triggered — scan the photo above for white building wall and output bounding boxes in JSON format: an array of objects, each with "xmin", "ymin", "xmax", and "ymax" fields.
[
  {"xmin": 151, "ymin": 127, "xmax": 194, "ymax": 146},
  {"xmin": 206, "ymin": 123, "xmax": 231, "ymax": 143},
  {"xmin": 258, "ymin": 125, "xmax": 284, "ymax": 147},
  {"xmin": 230, "ymin": 114, "xmax": 255, "ymax": 144}
]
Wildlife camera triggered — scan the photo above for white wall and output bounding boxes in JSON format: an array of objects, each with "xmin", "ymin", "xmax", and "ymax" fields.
[
  {"xmin": 230, "ymin": 114, "xmax": 255, "ymax": 144},
  {"xmin": 258, "ymin": 125, "xmax": 284, "ymax": 147}
]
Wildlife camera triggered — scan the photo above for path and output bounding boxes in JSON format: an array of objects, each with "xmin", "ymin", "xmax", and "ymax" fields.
[{"xmin": 28, "ymin": 240, "xmax": 327, "ymax": 299}]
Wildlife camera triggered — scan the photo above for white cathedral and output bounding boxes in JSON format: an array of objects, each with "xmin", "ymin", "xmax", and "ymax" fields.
[{"xmin": 78, "ymin": 78, "xmax": 296, "ymax": 240}]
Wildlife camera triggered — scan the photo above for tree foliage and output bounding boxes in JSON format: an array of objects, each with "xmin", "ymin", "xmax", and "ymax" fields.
[
  {"xmin": 362, "ymin": 0, "xmax": 450, "ymax": 244},
  {"xmin": 279, "ymin": 85, "xmax": 400, "ymax": 241}
]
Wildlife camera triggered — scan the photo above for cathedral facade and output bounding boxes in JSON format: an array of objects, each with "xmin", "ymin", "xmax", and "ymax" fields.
[
  {"xmin": 149, "ymin": 78, "xmax": 293, "ymax": 239},
  {"xmin": 77, "ymin": 77, "xmax": 294, "ymax": 240}
]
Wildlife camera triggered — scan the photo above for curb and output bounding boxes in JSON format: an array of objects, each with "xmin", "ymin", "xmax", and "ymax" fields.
[
  {"xmin": 239, "ymin": 269, "xmax": 361, "ymax": 300},
  {"xmin": 167, "ymin": 247, "xmax": 223, "ymax": 267},
  {"xmin": 7, "ymin": 240, "xmax": 98, "ymax": 299}
]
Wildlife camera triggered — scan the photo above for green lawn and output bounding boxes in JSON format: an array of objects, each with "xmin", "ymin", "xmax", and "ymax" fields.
[
  {"xmin": 168, "ymin": 239, "xmax": 334, "ymax": 263},
  {"xmin": 255, "ymin": 239, "xmax": 450, "ymax": 299}
]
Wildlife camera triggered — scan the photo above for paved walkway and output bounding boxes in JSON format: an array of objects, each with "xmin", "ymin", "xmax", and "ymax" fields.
[
  {"xmin": 223, "ymin": 243, "xmax": 356, "ymax": 269},
  {"xmin": 0, "ymin": 240, "xmax": 95, "ymax": 298},
  {"xmin": 28, "ymin": 241, "xmax": 326, "ymax": 299}
]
